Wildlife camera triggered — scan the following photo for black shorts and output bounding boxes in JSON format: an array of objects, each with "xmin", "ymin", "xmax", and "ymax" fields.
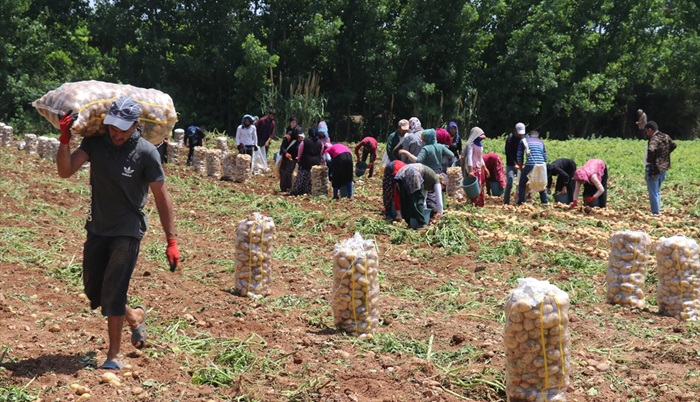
[{"xmin": 82, "ymin": 233, "xmax": 141, "ymax": 316}]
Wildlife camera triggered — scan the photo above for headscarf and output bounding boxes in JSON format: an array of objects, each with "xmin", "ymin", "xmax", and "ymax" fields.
[
  {"xmin": 573, "ymin": 169, "xmax": 589, "ymax": 182},
  {"xmin": 317, "ymin": 121, "xmax": 328, "ymax": 135},
  {"xmin": 241, "ymin": 114, "xmax": 254, "ymax": 126},
  {"xmin": 460, "ymin": 127, "xmax": 486, "ymax": 172},
  {"xmin": 448, "ymin": 121, "xmax": 460, "ymax": 143},
  {"xmin": 394, "ymin": 163, "xmax": 425, "ymax": 194},
  {"xmin": 435, "ymin": 128, "xmax": 451, "ymax": 146},
  {"xmin": 409, "ymin": 117, "xmax": 422, "ymax": 134},
  {"xmin": 421, "ymin": 129, "xmax": 436, "ymax": 145}
]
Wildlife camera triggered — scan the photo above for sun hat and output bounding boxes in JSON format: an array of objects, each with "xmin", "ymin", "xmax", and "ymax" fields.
[
  {"xmin": 104, "ymin": 96, "xmax": 141, "ymax": 130},
  {"xmin": 398, "ymin": 119, "xmax": 409, "ymax": 130}
]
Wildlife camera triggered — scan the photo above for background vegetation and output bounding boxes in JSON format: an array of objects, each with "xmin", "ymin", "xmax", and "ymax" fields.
[{"xmin": 1, "ymin": 0, "xmax": 699, "ymax": 140}]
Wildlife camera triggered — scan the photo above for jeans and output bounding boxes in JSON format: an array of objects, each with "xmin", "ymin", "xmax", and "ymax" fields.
[
  {"xmin": 645, "ymin": 171, "xmax": 666, "ymax": 215},
  {"xmin": 517, "ymin": 165, "xmax": 548, "ymax": 205},
  {"xmin": 333, "ymin": 181, "xmax": 354, "ymax": 199},
  {"xmin": 504, "ymin": 165, "xmax": 517, "ymax": 204}
]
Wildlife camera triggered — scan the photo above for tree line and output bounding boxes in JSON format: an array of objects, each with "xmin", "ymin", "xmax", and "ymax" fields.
[{"xmin": 1, "ymin": 0, "xmax": 698, "ymax": 140}]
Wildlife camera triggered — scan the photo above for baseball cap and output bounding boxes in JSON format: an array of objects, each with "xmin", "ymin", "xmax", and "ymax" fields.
[
  {"xmin": 398, "ymin": 119, "xmax": 409, "ymax": 130},
  {"xmin": 515, "ymin": 122, "xmax": 526, "ymax": 135},
  {"xmin": 104, "ymin": 96, "xmax": 141, "ymax": 130}
]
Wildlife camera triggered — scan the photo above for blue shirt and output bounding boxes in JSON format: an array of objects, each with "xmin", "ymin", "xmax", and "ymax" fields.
[{"xmin": 517, "ymin": 137, "xmax": 547, "ymax": 166}]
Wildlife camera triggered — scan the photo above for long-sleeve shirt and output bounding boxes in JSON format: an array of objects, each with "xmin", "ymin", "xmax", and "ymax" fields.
[
  {"xmin": 483, "ymin": 153, "xmax": 506, "ymax": 188},
  {"xmin": 646, "ymin": 131, "xmax": 676, "ymax": 176},
  {"xmin": 517, "ymin": 136, "xmax": 547, "ymax": 166},
  {"xmin": 354, "ymin": 137, "xmax": 378, "ymax": 161},
  {"xmin": 504, "ymin": 133, "xmax": 522, "ymax": 167},
  {"xmin": 235, "ymin": 124, "xmax": 257, "ymax": 146},
  {"xmin": 546, "ymin": 158, "xmax": 576, "ymax": 192},
  {"xmin": 254, "ymin": 116, "xmax": 276, "ymax": 146},
  {"xmin": 324, "ymin": 143, "xmax": 351, "ymax": 159},
  {"xmin": 386, "ymin": 131, "xmax": 401, "ymax": 161}
]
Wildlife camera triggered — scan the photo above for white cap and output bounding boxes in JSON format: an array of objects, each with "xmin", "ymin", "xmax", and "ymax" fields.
[{"xmin": 515, "ymin": 122, "xmax": 526, "ymax": 135}]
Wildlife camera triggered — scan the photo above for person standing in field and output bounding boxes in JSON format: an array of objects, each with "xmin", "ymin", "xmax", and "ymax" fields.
[
  {"xmin": 546, "ymin": 158, "xmax": 577, "ymax": 204},
  {"xmin": 447, "ymin": 121, "xmax": 462, "ymax": 164},
  {"xmin": 504, "ymin": 122, "xmax": 526, "ymax": 204},
  {"xmin": 460, "ymin": 127, "xmax": 489, "ymax": 207},
  {"xmin": 636, "ymin": 109, "xmax": 647, "ymax": 138},
  {"xmin": 516, "ymin": 130, "xmax": 548, "ymax": 205},
  {"xmin": 483, "ymin": 153, "xmax": 506, "ymax": 196},
  {"xmin": 644, "ymin": 121, "xmax": 677, "ymax": 215},
  {"xmin": 324, "ymin": 143, "xmax": 354, "ymax": 199},
  {"xmin": 291, "ymin": 124, "xmax": 324, "ymax": 195},
  {"xmin": 570, "ymin": 159, "xmax": 608, "ymax": 208},
  {"xmin": 278, "ymin": 117, "xmax": 302, "ymax": 192},
  {"xmin": 56, "ymin": 96, "xmax": 180, "ymax": 370},
  {"xmin": 184, "ymin": 125, "xmax": 205, "ymax": 166},
  {"xmin": 386, "ymin": 119, "xmax": 410, "ymax": 162},
  {"xmin": 254, "ymin": 108, "xmax": 276, "ymax": 155},
  {"xmin": 354, "ymin": 136, "xmax": 378, "ymax": 178},
  {"xmin": 235, "ymin": 114, "xmax": 257, "ymax": 155}
]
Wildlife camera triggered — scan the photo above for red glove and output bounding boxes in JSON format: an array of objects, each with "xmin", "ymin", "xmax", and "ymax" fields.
[
  {"xmin": 166, "ymin": 238, "xmax": 180, "ymax": 272},
  {"xmin": 569, "ymin": 200, "xmax": 578, "ymax": 209},
  {"xmin": 585, "ymin": 196, "xmax": 596, "ymax": 204},
  {"xmin": 59, "ymin": 110, "xmax": 77, "ymax": 144},
  {"xmin": 286, "ymin": 153, "xmax": 292, "ymax": 159}
]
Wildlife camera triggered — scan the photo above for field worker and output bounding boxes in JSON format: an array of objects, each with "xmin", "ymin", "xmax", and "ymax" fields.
[
  {"xmin": 324, "ymin": 143, "xmax": 354, "ymax": 199},
  {"xmin": 56, "ymin": 96, "xmax": 180, "ymax": 370},
  {"xmin": 184, "ymin": 125, "xmax": 205, "ymax": 166},
  {"xmin": 570, "ymin": 159, "xmax": 608, "ymax": 208},
  {"xmin": 516, "ymin": 130, "xmax": 548, "ymax": 205},
  {"xmin": 398, "ymin": 119, "xmax": 424, "ymax": 164},
  {"xmin": 354, "ymin": 136, "xmax": 378, "ymax": 178},
  {"xmin": 278, "ymin": 117, "xmax": 302, "ymax": 192},
  {"xmin": 644, "ymin": 121, "xmax": 677, "ymax": 215},
  {"xmin": 547, "ymin": 158, "xmax": 577, "ymax": 204},
  {"xmin": 504, "ymin": 122, "xmax": 525, "ymax": 204},
  {"xmin": 254, "ymin": 108, "xmax": 276, "ymax": 154},
  {"xmin": 386, "ymin": 119, "xmax": 410, "ymax": 162},
  {"xmin": 394, "ymin": 163, "xmax": 440, "ymax": 229},
  {"xmin": 460, "ymin": 127, "xmax": 489, "ymax": 207},
  {"xmin": 235, "ymin": 114, "xmax": 257, "ymax": 155},
  {"xmin": 291, "ymin": 124, "xmax": 324, "ymax": 195},
  {"xmin": 483, "ymin": 153, "xmax": 506, "ymax": 196},
  {"xmin": 408, "ymin": 117, "xmax": 422, "ymax": 134},
  {"xmin": 383, "ymin": 160, "xmax": 407, "ymax": 220},
  {"xmin": 447, "ymin": 121, "xmax": 462, "ymax": 163},
  {"xmin": 636, "ymin": 109, "xmax": 647, "ymax": 138},
  {"xmin": 318, "ymin": 121, "xmax": 331, "ymax": 147}
]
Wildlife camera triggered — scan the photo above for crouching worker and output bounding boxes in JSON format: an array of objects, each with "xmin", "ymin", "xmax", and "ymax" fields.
[
  {"xmin": 570, "ymin": 159, "xmax": 608, "ymax": 208},
  {"xmin": 394, "ymin": 163, "xmax": 441, "ymax": 229},
  {"xmin": 324, "ymin": 143, "xmax": 354, "ymax": 198},
  {"xmin": 383, "ymin": 160, "xmax": 406, "ymax": 220},
  {"xmin": 56, "ymin": 96, "xmax": 180, "ymax": 370}
]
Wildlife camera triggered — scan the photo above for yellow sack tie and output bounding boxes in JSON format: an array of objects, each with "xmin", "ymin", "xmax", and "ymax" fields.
[
  {"xmin": 555, "ymin": 298, "xmax": 566, "ymax": 389},
  {"xmin": 350, "ymin": 253, "xmax": 358, "ymax": 336},
  {"xmin": 539, "ymin": 301, "xmax": 549, "ymax": 391}
]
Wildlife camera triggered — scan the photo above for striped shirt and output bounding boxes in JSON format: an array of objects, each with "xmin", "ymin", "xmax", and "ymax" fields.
[{"xmin": 517, "ymin": 137, "xmax": 547, "ymax": 166}]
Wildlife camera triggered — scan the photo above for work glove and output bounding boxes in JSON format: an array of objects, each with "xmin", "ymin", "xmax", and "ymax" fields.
[
  {"xmin": 585, "ymin": 196, "xmax": 596, "ymax": 204},
  {"xmin": 569, "ymin": 200, "xmax": 578, "ymax": 209},
  {"xmin": 59, "ymin": 110, "xmax": 78, "ymax": 144},
  {"xmin": 286, "ymin": 153, "xmax": 293, "ymax": 160},
  {"xmin": 166, "ymin": 238, "xmax": 180, "ymax": 272}
]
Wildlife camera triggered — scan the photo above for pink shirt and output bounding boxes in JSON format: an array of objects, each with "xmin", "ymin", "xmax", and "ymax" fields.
[
  {"xmin": 324, "ymin": 143, "xmax": 351, "ymax": 159},
  {"xmin": 574, "ymin": 159, "xmax": 606, "ymax": 182}
]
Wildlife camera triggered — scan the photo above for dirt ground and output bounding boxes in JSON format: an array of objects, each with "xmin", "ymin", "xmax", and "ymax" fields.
[{"xmin": 1, "ymin": 144, "xmax": 699, "ymax": 402}]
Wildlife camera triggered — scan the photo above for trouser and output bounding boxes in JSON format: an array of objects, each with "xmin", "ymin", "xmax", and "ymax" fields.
[
  {"xmin": 504, "ymin": 165, "xmax": 517, "ymax": 204},
  {"xmin": 186, "ymin": 145, "xmax": 196, "ymax": 165},
  {"xmin": 517, "ymin": 165, "xmax": 548, "ymax": 205},
  {"xmin": 239, "ymin": 145, "xmax": 255, "ymax": 156},
  {"xmin": 361, "ymin": 150, "xmax": 374, "ymax": 178},
  {"xmin": 582, "ymin": 167, "xmax": 608, "ymax": 207},
  {"xmin": 398, "ymin": 182, "xmax": 426, "ymax": 227},
  {"xmin": 333, "ymin": 182, "xmax": 354, "ymax": 199},
  {"xmin": 645, "ymin": 170, "xmax": 665, "ymax": 214}
]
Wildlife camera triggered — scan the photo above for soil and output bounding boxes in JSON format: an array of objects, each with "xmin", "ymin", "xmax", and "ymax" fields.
[{"xmin": 0, "ymin": 145, "xmax": 698, "ymax": 402}]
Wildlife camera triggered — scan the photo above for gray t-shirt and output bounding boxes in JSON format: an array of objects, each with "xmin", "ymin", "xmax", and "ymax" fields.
[{"xmin": 79, "ymin": 133, "xmax": 165, "ymax": 239}]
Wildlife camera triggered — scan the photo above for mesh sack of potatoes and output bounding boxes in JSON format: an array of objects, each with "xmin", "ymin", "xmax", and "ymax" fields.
[
  {"xmin": 655, "ymin": 235, "xmax": 700, "ymax": 321},
  {"xmin": 221, "ymin": 152, "xmax": 236, "ymax": 180},
  {"xmin": 331, "ymin": 233, "xmax": 381, "ymax": 339},
  {"xmin": 311, "ymin": 165, "xmax": 329, "ymax": 197},
  {"xmin": 24, "ymin": 134, "xmax": 38, "ymax": 155},
  {"xmin": 32, "ymin": 80, "xmax": 177, "ymax": 145},
  {"xmin": 166, "ymin": 142, "xmax": 181, "ymax": 165},
  {"xmin": 216, "ymin": 136, "xmax": 229, "ymax": 152},
  {"xmin": 446, "ymin": 166, "xmax": 464, "ymax": 199},
  {"xmin": 233, "ymin": 153, "xmax": 252, "ymax": 183},
  {"xmin": 206, "ymin": 149, "xmax": 223, "ymax": 178},
  {"xmin": 45, "ymin": 138, "xmax": 60, "ymax": 162},
  {"xmin": 1, "ymin": 125, "xmax": 13, "ymax": 147},
  {"xmin": 37, "ymin": 136, "xmax": 49, "ymax": 158},
  {"xmin": 172, "ymin": 128, "xmax": 185, "ymax": 145},
  {"xmin": 504, "ymin": 278, "xmax": 571, "ymax": 402},
  {"xmin": 233, "ymin": 212, "xmax": 275, "ymax": 299},
  {"xmin": 606, "ymin": 230, "xmax": 651, "ymax": 308},
  {"xmin": 193, "ymin": 146, "xmax": 207, "ymax": 175}
]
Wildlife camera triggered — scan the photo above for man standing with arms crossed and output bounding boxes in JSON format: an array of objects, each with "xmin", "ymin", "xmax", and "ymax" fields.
[{"xmin": 56, "ymin": 96, "xmax": 180, "ymax": 369}]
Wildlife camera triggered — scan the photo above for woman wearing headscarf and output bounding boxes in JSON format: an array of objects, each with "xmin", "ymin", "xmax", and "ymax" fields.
[
  {"xmin": 278, "ymin": 117, "xmax": 302, "ymax": 192},
  {"xmin": 383, "ymin": 159, "xmax": 406, "ymax": 220},
  {"xmin": 235, "ymin": 114, "xmax": 258, "ymax": 155},
  {"xmin": 447, "ymin": 122, "xmax": 462, "ymax": 159},
  {"xmin": 394, "ymin": 163, "xmax": 440, "ymax": 229},
  {"xmin": 324, "ymin": 143, "xmax": 354, "ymax": 199},
  {"xmin": 460, "ymin": 127, "xmax": 489, "ymax": 207},
  {"xmin": 291, "ymin": 124, "xmax": 324, "ymax": 195},
  {"xmin": 570, "ymin": 159, "xmax": 608, "ymax": 208}
]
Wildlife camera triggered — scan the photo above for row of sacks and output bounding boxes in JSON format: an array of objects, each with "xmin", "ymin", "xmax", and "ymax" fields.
[{"xmin": 606, "ymin": 230, "xmax": 700, "ymax": 321}]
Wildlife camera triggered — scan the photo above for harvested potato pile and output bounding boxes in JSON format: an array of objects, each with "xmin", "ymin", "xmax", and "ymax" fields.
[
  {"xmin": 504, "ymin": 278, "xmax": 571, "ymax": 402},
  {"xmin": 1, "ymin": 125, "xmax": 13, "ymax": 147},
  {"xmin": 311, "ymin": 165, "xmax": 329, "ymax": 197},
  {"xmin": 24, "ymin": 134, "xmax": 38, "ymax": 155},
  {"xmin": 37, "ymin": 136, "xmax": 49, "ymax": 158},
  {"xmin": 193, "ymin": 147, "xmax": 207, "ymax": 175},
  {"xmin": 222, "ymin": 152, "xmax": 236, "ymax": 180},
  {"xmin": 166, "ymin": 142, "xmax": 181, "ymax": 165},
  {"xmin": 446, "ymin": 167, "xmax": 463, "ymax": 199},
  {"xmin": 331, "ymin": 233, "xmax": 380, "ymax": 338},
  {"xmin": 606, "ymin": 230, "xmax": 651, "ymax": 308},
  {"xmin": 216, "ymin": 137, "xmax": 229, "ymax": 152},
  {"xmin": 233, "ymin": 213, "xmax": 275, "ymax": 299},
  {"xmin": 206, "ymin": 149, "xmax": 223, "ymax": 178},
  {"xmin": 655, "ymin": 235, "xmax": 700, "ymax": 321},
  {"xmin": 172, "ymin": 128, "xmax": 185, "ymax": 145},
  {"xmin": 32, "ymin": 80, "xmax": 177, "ymax": 145},
  {"xmin": 233, "ymin": 154, "xmax": 251, "ymax": 183}
]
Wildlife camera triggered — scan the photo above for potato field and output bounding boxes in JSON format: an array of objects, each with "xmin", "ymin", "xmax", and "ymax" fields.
[{"xmin": 1, "ymin": 133, "xmax": 700, "ymax": 402}]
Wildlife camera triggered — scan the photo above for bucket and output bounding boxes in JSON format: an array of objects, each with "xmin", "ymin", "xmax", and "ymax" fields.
[
  {"xmin": 355, "ymin": 161, "xmax": 368, "ymax": 177},
  {"xmin": 585, "ymin": 197, "xmax": 600, "ymax": 207},
  {"xmin": 553, "ymin": 193, "xmax": 568, "ymax": 204},
  {"xmin": 461, "ymin": 176, "xmax": 481, "ymax": 199},
  {"xmin": 489, "ymin": 181, "xmax": 504, "ymax": 196},
  {"xmin": 409, "ymin": 208, "xmax": 431, "ymax": 229}
]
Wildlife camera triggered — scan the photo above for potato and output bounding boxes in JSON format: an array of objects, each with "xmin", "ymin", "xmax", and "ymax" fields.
[
  {"xmin": 233, "ymin": 213, "xmax": 276, "ymax": 299},
  {"xmin": 655, "ymin": 235, "xmax": 700, "ymax": 321}
]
